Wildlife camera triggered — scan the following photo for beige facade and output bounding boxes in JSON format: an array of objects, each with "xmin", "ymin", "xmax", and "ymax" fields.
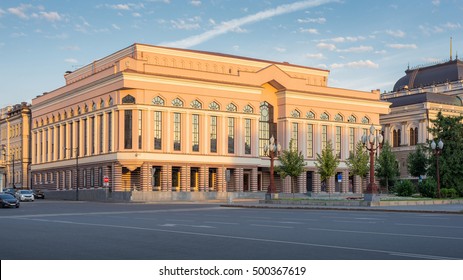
[
  {"xmin": 381, "ymin": 59, "xmax": 463, "ymax": 179},
  {"xmin": 0, "ymin": 102, "xmax": 32, "ymax": 191},
  {"xmin": 31, "ymin": 44, "xmax": 389, "ymax": 194}
]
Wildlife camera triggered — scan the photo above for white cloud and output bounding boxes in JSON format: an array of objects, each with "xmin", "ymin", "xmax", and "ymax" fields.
[
  {"xmin": 385, "ymin": 29, "xmax": 405, "ymax": 38},
  {"xmin": 305, "ymin": 53, "xmax": 325, "ymax": 59},
  {"xmin": 331, "ymin": 60, "xmax": 379, "ymax": 69},
  {"xmin": 432, "ymin": 0, "xmax": 440, "ymax": 6},
  {"xmin": 190, "ymin": 0, "xmax": 202, "ymax": 6},
  {"xmin": 337, "ymin": 45, "xmax": 373, "ymax": 53},
  {"xmin": 274, "ymin": 47, "xmax": 287, "ymax": 53},
  {"xmin": 37, "ymin": 11, "xmax": 62, "ymax": 22},
  {"xmin": 162, "ymin": 0, "xmax": 337, "ymax": 48},
  {"xmin": 297, "ymin": 17, "xmax": 326, "ymax": 24},
  {"xmin": 171, "ymin": 16, "xmax": 202, "ymax": 30},
  {"xmin": 387, "ymin": 43, "xmax": 417, "ymax": 49},
  {"xmin": 443, "ymin": 22, "xmax": 461, "ymax": 29},
  {"xmin": 316, "ymin": 42, "xmax": 336, "ymax": 51},
  {"xmin": 8, "ymin": 4, "xmax": 32, "ymax": 19},
  {"xmin": 321, "ymin": 36, "xmax": 366, "ymax": 43},
  {"xmin": 300, "ymin": 28, "xmax": 319, "ymax": 34},
  {"xmin": 112, "ymin": 24, "xmax": 121, "ymax": 30},
  {"xmin": 65, "ymin": 58, "xmax": 78, "ymax": 64},
  {"xmin": 0, "ymin": 8, "xmax": 6, "ymax": 17},
  {"xmin": 108, "ymin": 4, "xmax": 131, "ymax": 10}
]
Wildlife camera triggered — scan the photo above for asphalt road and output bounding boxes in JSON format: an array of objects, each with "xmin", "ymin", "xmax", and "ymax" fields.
[{"xmin": 1, "ymin": 200, "xmax": 463, "ymax": 260}]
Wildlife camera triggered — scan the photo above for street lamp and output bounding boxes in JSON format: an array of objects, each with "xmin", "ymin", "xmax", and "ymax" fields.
[
  {"xmin": 264, "ymin": 135, "xmax": 281, "ymax": 195},
  {"xmin": 431, "ymin": 139, "xmax": 444, "ymax": 198},
  {"xmin": 361, "ymin": 124, "xmax": 384, "ymax": 201}
]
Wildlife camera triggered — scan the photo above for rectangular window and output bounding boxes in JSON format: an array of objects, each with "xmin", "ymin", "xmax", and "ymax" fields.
[
  {"xmin": 45, "ymin": 129, "xmax": 48, "ymax": 162},
  {"xmin": 228, "ymin": 117, "xmax": 235, "ymax": 154},
  {"xmin": 57, "ymin": 127, "xmax": 60, "ymax": 160},
  {"xmin": 192, "ymin": 114, "xmax": 199, "ymax": 152},
  {"xmin": 124, "ymin": 110, "xmax": 132, "ymax": 149},
  {"xmin": 138, "ymin": 110, "xmax": 142, "ymax": 149},
  {"xmin": 99, "ymin": 115, "xmax": 104, "ymax": 153},
  {"xmin": 336, "ymin": 126, "xmax": 341, "ymax": 159},
  {"xmin": 259, "ymin": 122, "xmax": 270, "ymax": 157},
  {"xmin": 307, "ymin": 124, "xmax": 313, "ymax": 158},
  {"xmin": 62, "ymin": 124, "xmax": 67, "ymax": 158},
  {"xmin": 322, "ymin": 125, "xmax": 328, "ymax": 150},
  {"xmin": 245, "ymin": 119, "xmax": 251, "ymax": 155},
  {"xmin": 108, "ymin": 112, "xmax": 112, "ymax": 152},
  {"xmin": 173, "ymin": 113, "xmax": 181, "ymax": 151},
  {"xmin": 292, "ymin": 123, "xmax": 298, "ymax": 151},
  {"xmin": 349, "ymin": 127, "xmax": 355, "ymax": 156},
  {"xmin": 91, "ymin": 117, "xmax": 95, "ymax": 154},
  {"xmin": 154, "ymin": 111, "xmax": 162, "ymax": 150},
  {"xmin": 210, "ymin": 116, "xmax": 217, "ymax": 153}
]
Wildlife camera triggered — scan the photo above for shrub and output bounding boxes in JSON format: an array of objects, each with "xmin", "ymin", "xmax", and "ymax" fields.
[
  {"xmin": 418, "ymin": 178, "xmax": 437, "ymax": 198},
  {"xmin": 394, "ymin": 180, "xmax": 416, "ymax": 197},
  {"xmin": 440, "ymin": 188, "xmax": 458, "ymax": 199}
]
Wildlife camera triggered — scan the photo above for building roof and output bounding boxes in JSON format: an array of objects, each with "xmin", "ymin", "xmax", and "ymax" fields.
[
  {"xmin": 393, "ymin": 59, "xmax": 463, "ymax": 91},
  {"xmin": 384, "ymin": 92, "xmax": 463, "ymax": 107}
]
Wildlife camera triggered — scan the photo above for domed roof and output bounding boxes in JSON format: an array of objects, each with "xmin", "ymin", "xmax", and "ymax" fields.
[{"xmin": 393, "ymin": 59, "xmax": 463, "ymax": 91}]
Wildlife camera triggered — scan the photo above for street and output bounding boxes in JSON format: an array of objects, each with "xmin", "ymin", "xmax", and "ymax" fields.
[{"xmin": 1, "ymin": 200, "xmax": 462, "ymax": 260}]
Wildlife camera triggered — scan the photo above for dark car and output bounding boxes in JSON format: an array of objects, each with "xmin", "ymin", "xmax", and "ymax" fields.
[
  {"xmin": 3, "ymin": 188, "xmax": 16, "ymax": 196},
  {"xmin": 33, "ymin": 190, "xmax": 45, "ymax": 199},
  {"xmin": 0, "ymin": 193, "xmax": 20, "ymax": 208}
]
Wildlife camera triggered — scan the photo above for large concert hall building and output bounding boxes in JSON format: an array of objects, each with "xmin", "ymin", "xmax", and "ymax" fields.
[{"xmin": 30, "ymin": 44, "xmax": 389, "ymax": 199}]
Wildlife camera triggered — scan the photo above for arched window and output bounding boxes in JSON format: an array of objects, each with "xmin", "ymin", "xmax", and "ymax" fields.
[
  {"xmin": 209, "ymin": 101, "xmax": 220, "ymax": 110},
  {"xmin": 320, "ymin": 112, "xmax": 329, "ymax": 120},
  {"xmin": 152, "ymin": 96, "xmax": 165, "ymax": 106},
  {"xmin": 362, "ymin": 116, "xmax": 370, "ymax": 124},
  {"xmin": 172, "ymin": 98, "xmax": 183, "ymax": 107},
  {"xmin": 259, "ymin": 101, "xmax": 275, "ymax": 156},
  {"xmin": 226, "ymin": 103, "xmax": 237, "ymax": 112},
  {"xmin": 122, "ymin": 95, "xmax": 135, "ymax": 104},
  {"xmin": 291, "ymin": 110, "xmax": 301, "ymax": 118},
  {"xmin": 190, "ymin": 99, "xmax": 202, "ymax": 109},
  {"xmin": 409, "ymin": 127, "xmax": 418, "ymax": 146},
  {"xmin": 243, "ymin": 104, "xmax": 253, "ymax": 113},
  {"xmin": 306, "ymin": 111, "xmax": 315, "ymax": 119},
  {"xmin": 335, "ymin": 114, "xmax": 343, "ymax": 122},
  {"xmin": 393, "ymin": 129, "xmax": 401, "ymax": 147},
  {"xmin": 348, "ymin": 115, "xmax": 356, "ymax": 123}
]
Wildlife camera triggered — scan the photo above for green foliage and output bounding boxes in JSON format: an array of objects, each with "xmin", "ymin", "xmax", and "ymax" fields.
[
  {"xmin": 427, "ymin": 112, "xmax": 463, "ymax": 190},
  {"xmin": 418, "ymin": 178, "xmax": 437, "ymax": 198},
  {"xmin": 276, "ymin": 139, "xmax": 306, "ymax": 194},
  {"xmin": 440, "ymin": 188, "xmax": 458, "ymax": 199},
  {"xmin": 394, "ymin": 180, "xmax": 416, "ymax": 197},
  {"xmin": 375, "ymin": 141, "xmax": 400, "ymax": 191},
  {"xmin": 315, "ymin": 141, "xmax": 340, "ymax": 184},
  {"xmin": 407, "ymin": 144, "xmax": 428, "ymax": 177},
  {"xmin": 346, "ymin": 141, "xmax": 369, "ymax": 178}
]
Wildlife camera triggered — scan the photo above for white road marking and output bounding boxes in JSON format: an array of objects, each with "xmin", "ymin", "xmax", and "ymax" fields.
[
  {"xmin": 204, "ymin": 221, "xmax": 239, "ymax": 225},
  {"xmin": 159, "ymin": 223, "xmax": 215, "ymax": 229},
  {"xmin": 22, "ymin": 217, "xmax": 458, "ymax": 260},
  {"xmin": 306, "ymin": 227, "xmax": 463, "ymax": 240},
  {"xmin": 395, "ymin": 223, "xmax": 463, "ymax": 229},
  {"xmin": 250, "ymin": 224, "xmax": 294, "ymax": 229}
]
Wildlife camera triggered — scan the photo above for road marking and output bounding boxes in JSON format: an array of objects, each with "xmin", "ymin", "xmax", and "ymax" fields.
[
  {"xmin": 204, "ymin": 221, "xmax": 239, "ymax": 225},
  {"xmin": 306, "ymin": 227, "xmax": 463, "ymax": 240},
  {"xmin": 22, "ymin": 217, "xmax": 458, "ymax": 260},
  {"xmin": 395, "ymin": 223, "xmax": 463, "ymax": 229},
  {"xmin": 159, "ymin": 223, "xmax": 215, "ymax": 229},
  {"xmin": 333, "ymin": 220, "xmax": 377, "ymax": 224},
  {"xmin": 250, "ymin": 224, "xmax": 294, "ymax": 229}
]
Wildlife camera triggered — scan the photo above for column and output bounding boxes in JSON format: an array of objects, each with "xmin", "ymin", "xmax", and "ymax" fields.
[
  {"xmin": 327, "ymin": 175, "xmax": 335, "ymax": 193},
  {"xmin": 140, "ymin": 163, "xmax": 151, "ymax": 191},
  {"xmin": 112, "ymin": 162, "xmax": 123, "ymax": 192},
  {"xmin": 199, "ymin": 166, "xmax": 206, "ymax": 192},
  {"xmin": 180, "ymin": 165, "xmax": 188, "ymax": 192},
  {"xmin": 297, "ymin": 173, "xmax": 306, "ymax": 193},
  {"xmin": 342, "ymin": 170, "xmax": 349, "ymax": 193},
  {"xmin": 217, "ymin": 166, "xmax": 225, "ymax": 192},
  {"xmin": 313, "ymin": 172, "xmax": 321, "ymax": 193}
]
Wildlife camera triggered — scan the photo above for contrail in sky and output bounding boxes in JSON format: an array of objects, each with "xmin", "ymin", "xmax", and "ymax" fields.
[{"xmin": 162, "ymin": 0, "xmax": 338, "ymax": 48}]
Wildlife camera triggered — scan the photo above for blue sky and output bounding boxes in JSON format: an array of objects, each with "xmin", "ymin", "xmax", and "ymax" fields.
[{"xmin": 1, "ymin": 0, "xmax": 462, "ymax": 108}]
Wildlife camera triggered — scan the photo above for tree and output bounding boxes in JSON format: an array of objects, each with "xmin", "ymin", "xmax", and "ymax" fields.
[
  {"xmin": 346, "ymin": 141, "xmax": 369, "ymax": 190},
  {"xmin": 428, "ymin": 112, "xmax": 463, "ymax": 195},
  {"xmin": 315, "ymin": 141, "xmax": 340, "ymax": 190},
  {"xmin": 407, "ymin": 144, "xmax": 428, "ymax": 178},
  {"xmin": 276, "ymin": 139, "xmax": 306, "ymax": 195},
  {"xmin": 375, "ymin": 141, "xmax": 400, "ymax": 192}
]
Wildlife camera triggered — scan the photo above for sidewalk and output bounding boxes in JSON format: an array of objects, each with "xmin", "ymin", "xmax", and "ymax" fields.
[{"xmin": 221, "ymin": 200, "xmax": 463, "ymax": 214}]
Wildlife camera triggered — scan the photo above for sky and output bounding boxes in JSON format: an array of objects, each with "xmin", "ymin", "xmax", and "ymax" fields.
[{"xmin": 1, "ymin": 0, "xmax": 462, "ymax": 108}]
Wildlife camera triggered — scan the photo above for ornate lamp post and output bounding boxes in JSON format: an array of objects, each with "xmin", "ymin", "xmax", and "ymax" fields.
[
  {"xmin": 361, "ymin": 124, "xmax": 384, "ymax": 201},
  {"xmin": 431, "ymin": 139, "xmax": 444, "ymax": 198},
  {"xmin": 264, "ymin": 135, "xmax": 281, "ymax": 195}
]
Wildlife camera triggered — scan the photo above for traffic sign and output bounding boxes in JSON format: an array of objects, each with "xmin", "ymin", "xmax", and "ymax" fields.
[{"xmin": 104, "ymin": 176, "xmax": 109, "ymax": 183}]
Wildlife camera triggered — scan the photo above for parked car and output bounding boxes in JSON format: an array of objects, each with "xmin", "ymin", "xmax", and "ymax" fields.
[
  {"xmin": 3, "ymin": 188, "xmax": 16, "ymax": 196},
  {"xmin": 15, "ymin": 190, "xmax": 35, "ymax": 202},
  {"xmin": 33, "ymin": 190, "xmax": 45, "ymax": 199},
  {"xmin": 0, "ymin": 193, "xmax": 20, "ymax": 208}
]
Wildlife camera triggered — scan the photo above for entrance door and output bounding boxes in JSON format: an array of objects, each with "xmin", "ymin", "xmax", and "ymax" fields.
[
  {"xmin": 243, "ymin": 172, "xmax": 250, "ymax": 192},
  {"xmin": 306, "ymin": 171, "xmax": 313, "ymax": 192}
]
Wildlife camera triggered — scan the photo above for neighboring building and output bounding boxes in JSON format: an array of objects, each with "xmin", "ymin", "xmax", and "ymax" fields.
[
  {"xmin": 381, "ymin": 58, "xmax": 463, "ymax": 179},
  {"xmin": 0, "ymin": 102, "xmax": 32, "ymax": 191},
  {"xmin": 31, "ymin": 43, "xmax": 389, "ymax": 196}
]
